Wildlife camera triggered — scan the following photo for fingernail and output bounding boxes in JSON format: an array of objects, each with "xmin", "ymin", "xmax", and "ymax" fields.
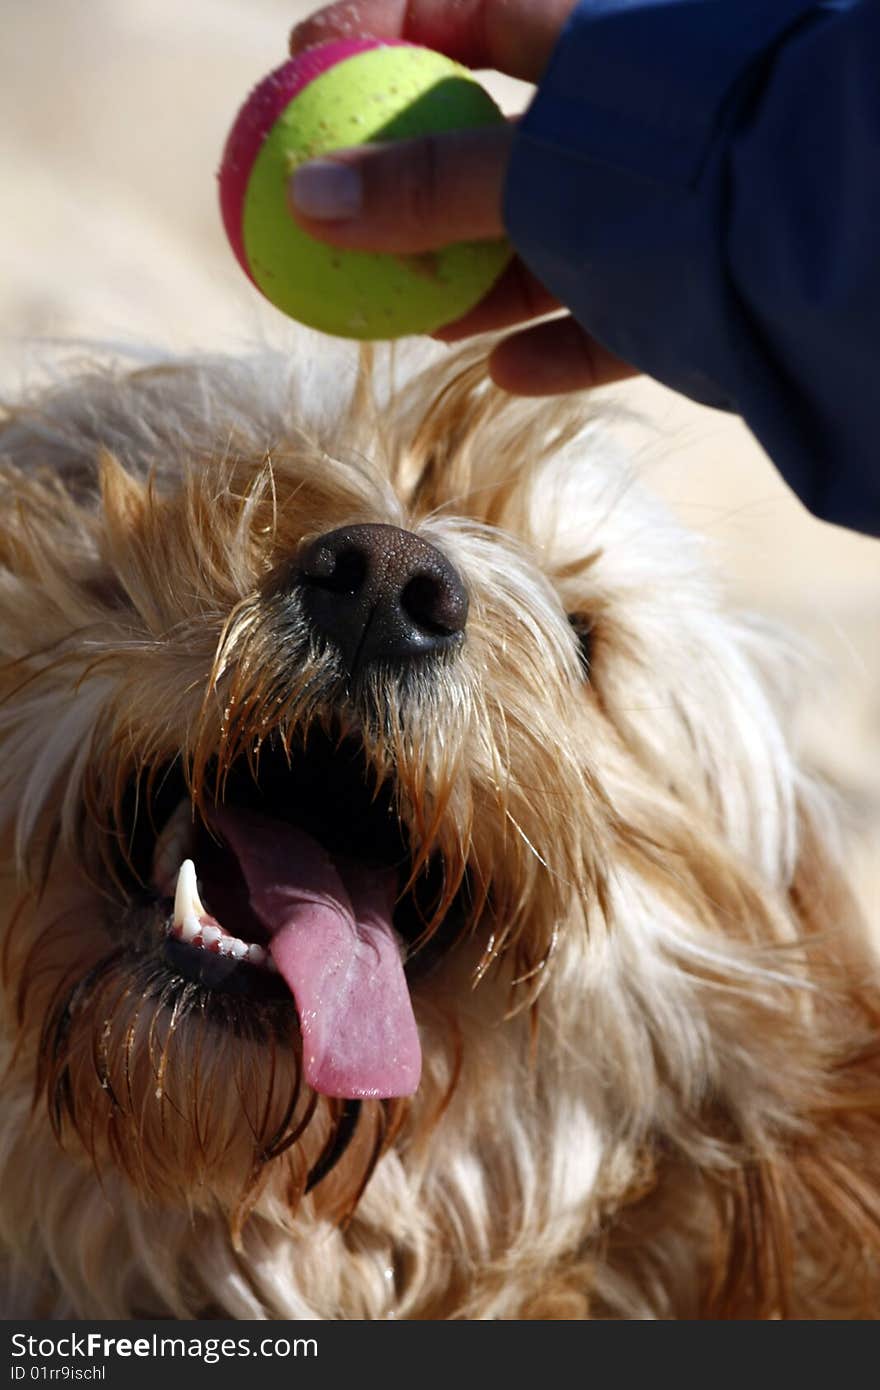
[{"xmin": 289, "ymin": 160, "xmax": 362, "ymax": 220}]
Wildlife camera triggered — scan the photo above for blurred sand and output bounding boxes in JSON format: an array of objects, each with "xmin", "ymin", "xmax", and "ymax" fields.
[{"xmin": 1, "ymin": 0, "xmax": 877, "ymax": 919}]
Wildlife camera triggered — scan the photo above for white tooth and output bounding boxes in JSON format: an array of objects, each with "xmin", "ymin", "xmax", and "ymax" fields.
[
  {"xmin": 201, "ymin": 925, "xmax": 221, "ymax": 947},
  {"xmin": 217, "ymin": 937, "xmax": 233, "ymax": 956},
  {"xmin": 247, "ymin": 944, "xmax": 266, "ymax": 967},
  {"xmin": 230, "ymin": 939, "xmax": 248, "ymax": 960},
  {"xmin": 173, "ymin": 859, "xmax": 207, "ymax": 930},
  {"xmin": 179, "ymin": 916, "xmax": 200, "ymax": 944}
]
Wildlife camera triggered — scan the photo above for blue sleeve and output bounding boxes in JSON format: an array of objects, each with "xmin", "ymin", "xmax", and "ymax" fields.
[{"xmin": 504, "ymin": 0, "xmax": 880, "ymax": 535}]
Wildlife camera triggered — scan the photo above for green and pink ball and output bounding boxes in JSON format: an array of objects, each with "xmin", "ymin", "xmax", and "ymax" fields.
[{"xmin": 219, "ymin": 39, "xmax": 512, "ymax": 340}]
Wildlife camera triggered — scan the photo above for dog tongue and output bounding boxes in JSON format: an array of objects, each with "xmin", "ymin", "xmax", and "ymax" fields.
[{"xmin": 211, "ymin": 809, "xmax": 421, "ymax": 1099}]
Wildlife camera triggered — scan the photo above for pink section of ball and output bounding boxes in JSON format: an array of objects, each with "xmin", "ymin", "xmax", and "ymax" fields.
[{"xmin": 218, "ymin": 38, "xmax": 411, "ymax": 282}]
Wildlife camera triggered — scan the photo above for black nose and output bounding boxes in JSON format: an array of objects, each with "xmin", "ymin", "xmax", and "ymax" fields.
[{"xmin": 297, "ymin": 523, "xmax": 469, "ymax": 676}]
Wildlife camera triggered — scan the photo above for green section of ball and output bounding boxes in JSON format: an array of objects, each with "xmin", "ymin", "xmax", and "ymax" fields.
[{"xmin": 242, "ymin": 46, "xmax": 512, "ymax": 340}]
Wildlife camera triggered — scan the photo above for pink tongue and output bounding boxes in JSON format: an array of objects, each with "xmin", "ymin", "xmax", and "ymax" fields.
[{"xmin": 211, "ymin": 809, "xmax": 421, "ymax": 1099}]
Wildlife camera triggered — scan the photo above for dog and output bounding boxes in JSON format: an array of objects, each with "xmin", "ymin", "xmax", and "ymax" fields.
[{"xmin": 0, "ymin": 341, "xmax": 878, "ymax": 1319}]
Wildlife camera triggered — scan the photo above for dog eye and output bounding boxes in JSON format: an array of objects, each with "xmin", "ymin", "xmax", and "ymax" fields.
[{"xmin": 567, "ymin": 614, "xmax": 593, "ymax": 679}]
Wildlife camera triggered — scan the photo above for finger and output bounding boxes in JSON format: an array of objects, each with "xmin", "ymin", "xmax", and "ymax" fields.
[
  {"xmin": 288, "ymin": 125, "xmax": 513, "ymax": 252},
  {"xmin": 290, "ymin": 0, "xmax": 578, "ymax": 83},
  {"xmin": 489, "ymin": 317, "xmax": 638, "ymax": 395},
  {"xmin": 433, "ymin": 258, "xmax": 559, "ymax": 341}
]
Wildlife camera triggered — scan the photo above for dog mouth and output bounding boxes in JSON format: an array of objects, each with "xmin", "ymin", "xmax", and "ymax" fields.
[{"xmin": 125, "ymin": 728, "xmax": 467, "ymax": 1103}]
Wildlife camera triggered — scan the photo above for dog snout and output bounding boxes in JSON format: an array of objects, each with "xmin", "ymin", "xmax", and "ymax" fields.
[{"xmin": 297, "ymin": 523, "xmax": 469, "ymax": 676}]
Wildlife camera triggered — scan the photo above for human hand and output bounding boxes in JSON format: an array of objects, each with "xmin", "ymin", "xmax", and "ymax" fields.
[{"xmin": 287, "ymin": 1, "xmax": 637, "ymax": 395}]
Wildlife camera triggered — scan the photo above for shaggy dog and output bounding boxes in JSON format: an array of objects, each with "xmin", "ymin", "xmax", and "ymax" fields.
[{"xmin": 0, "ymin": 344, "xmax": 878, "ymax": 1319}]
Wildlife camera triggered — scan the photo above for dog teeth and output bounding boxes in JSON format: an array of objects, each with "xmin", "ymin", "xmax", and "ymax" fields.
[
  {"xmin": 173, "ymin": 858, "xmax": 208, "ymax": 940},
  {"xmin": 169, "ymin": 858, "xmax": 273, "ymax": 972},
  {"xmin": 179, "ymin": 916, "xmax": 200, "ymax": 945}
]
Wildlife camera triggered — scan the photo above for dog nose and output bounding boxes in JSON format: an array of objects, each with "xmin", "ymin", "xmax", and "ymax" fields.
[{"xmin": 297, "ymin": 523, "xmax": 469, "ymax": 675}]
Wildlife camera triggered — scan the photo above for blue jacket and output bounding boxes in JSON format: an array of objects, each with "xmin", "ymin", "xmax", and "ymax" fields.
[{"xmin": 504, "ymin": 0, "xmax": 880, "ymax": 536}]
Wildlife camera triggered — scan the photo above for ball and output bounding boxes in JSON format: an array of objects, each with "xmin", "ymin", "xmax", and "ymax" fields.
[{"xmin": 219, "ymin": 39, "xmax": 512, "ymax": 340}]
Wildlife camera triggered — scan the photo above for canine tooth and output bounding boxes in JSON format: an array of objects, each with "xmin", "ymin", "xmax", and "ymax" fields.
[
  {"xmin": 201, "ymin": 925, "xmax": 221, "ymax": 947},
  {"xmin": 173, "ymin": 859, "xmax": 207, "ymax": 934},
  {"xmin": 179, "ymin": 917, "xmax": 200, "ymax": 945}
]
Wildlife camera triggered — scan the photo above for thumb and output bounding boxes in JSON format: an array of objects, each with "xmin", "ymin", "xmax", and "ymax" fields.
[{"xmin": 288, "ymin": 125, "xmax": 514, "ymax": 253}]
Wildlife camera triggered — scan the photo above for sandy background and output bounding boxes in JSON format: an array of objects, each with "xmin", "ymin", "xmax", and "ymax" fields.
[{"xmin": 1, "ymin": 0, "xmax": 878, "ymax": 919}]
